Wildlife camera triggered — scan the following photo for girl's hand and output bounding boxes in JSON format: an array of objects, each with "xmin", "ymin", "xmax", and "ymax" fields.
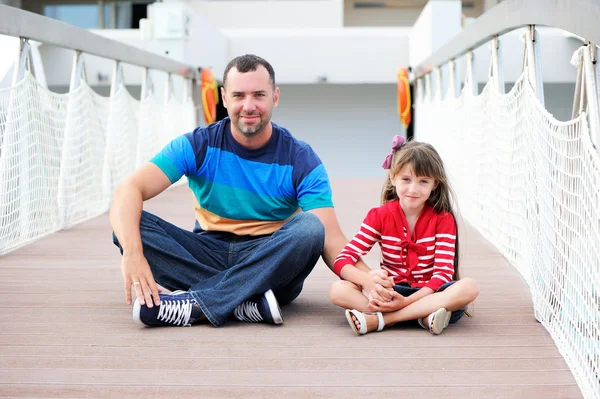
[
  {"xmin": 369, "ymin": 269, "xmax": 395, "ymax": 289},
  {"xmin": 368, "ymin": 290, "xmax": 406, "ymax": 312},
  {"xmin": 368, "ymin": 283, "xmax": 394, "ymax": 303}
]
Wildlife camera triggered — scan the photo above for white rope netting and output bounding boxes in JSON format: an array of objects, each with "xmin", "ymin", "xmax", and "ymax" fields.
[
  {"xmin": 0, "ymin": 73, "xmax": 195, "ymax": 254},
  {"xmin": 416, "ymin": 72, "xmax": 600, "ymax": 398}
]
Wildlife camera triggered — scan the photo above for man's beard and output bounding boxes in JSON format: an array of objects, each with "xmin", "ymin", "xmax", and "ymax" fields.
[{"xmin": 235, "ymin": 114, "xmax": 268, "ymax": 137}]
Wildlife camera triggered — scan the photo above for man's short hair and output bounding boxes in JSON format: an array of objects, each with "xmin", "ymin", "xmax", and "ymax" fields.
[{"xmin": 222, "ymin": 54, "xmax": 276, "ymax": 89}]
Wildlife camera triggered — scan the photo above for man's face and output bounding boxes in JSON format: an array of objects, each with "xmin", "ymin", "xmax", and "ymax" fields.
[{"xmin": 221, "ymin": 65, "xmax": 279, "ymax": 138}]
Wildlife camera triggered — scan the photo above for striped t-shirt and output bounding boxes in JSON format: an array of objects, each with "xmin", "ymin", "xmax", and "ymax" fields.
[
  {"xmin": 333, "ymin": 201, "xmax": 457, "ymax": 291},
  {"xmin": 150, "ymin": 118, "xmax": 333, "ymax": 236}
]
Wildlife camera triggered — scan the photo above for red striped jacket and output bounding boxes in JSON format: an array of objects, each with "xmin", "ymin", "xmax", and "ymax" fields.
[{"xmin": 334, "ymin": 200, "xmax": 457, "ymax": 291}]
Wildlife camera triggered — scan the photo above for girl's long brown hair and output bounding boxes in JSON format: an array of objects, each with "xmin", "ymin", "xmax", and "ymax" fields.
[{"xmin": 381, "ymin": 141, "xmax": 460, "ymax": 279}]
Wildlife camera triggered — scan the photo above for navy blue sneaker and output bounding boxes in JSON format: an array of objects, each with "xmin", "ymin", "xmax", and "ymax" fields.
[
  {"xmin": 233, "ymin": 289, "xmax": 283, "ymax": 325},
  {"xmin": 132, "ymin": 291, "xmax": 205, "ymax": 327}
]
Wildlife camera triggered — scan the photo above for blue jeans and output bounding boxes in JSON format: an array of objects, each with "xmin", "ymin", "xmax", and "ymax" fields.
[
  {"xmin": 393, "ymin": 281, "xmax": 467, "ymax": 324},
  {"xmin": 112, "ymin": 211, "xmax": 325, "ymax": 327}
]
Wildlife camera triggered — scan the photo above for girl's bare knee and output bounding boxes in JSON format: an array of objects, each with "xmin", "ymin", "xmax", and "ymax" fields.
[
  {"xmin": 460, "ymin": 277, "xmax": 480, "ymax": 302},
  {"xmin": 328, "ymin": 280, "xmax": 354, "ymax": 305}
]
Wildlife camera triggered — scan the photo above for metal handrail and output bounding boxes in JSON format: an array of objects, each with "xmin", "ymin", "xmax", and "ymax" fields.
[
  {"xmin": 0, "ymin": 4, "xmax": 197, "ymax": 79},
  {"xmin": 412, "ymin": 0, "xmax": 600, "ymax": 79}
]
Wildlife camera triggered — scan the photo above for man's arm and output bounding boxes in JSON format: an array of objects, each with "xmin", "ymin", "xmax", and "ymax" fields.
[
  {"xmin": 308, "ymin": 207, "xmax": 395, "ymax": 293},
  {"xmin": 307, "ymin": 207, "xmax": 364, "ymax": 271},
  {"xmin": 308, "ymin": 206, "xmax": 386, "ymax": 293},
  {"xmin": 110, "ymin": 163, "xmax": 172, "ymax": 308}
]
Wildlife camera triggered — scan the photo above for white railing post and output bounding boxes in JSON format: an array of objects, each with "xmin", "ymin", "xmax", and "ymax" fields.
[
  {"xmin": 12, "ymin": 38, "xmax": 30, "ymax": 85},
  {"xmin": 572, "ymin": 50, "xmax": 585, "ymax": 119},
  {"xmin": 434, "ymin": 67, "xmax": 443, "ymax": 101},
  {"xmin": 141, "ymin": 67, "xmax": 153, "ymax": 102},
  {"xmin": 447, "ymin": 59, "xmax": 459, "ymax": 99},
  {"xmin": 491, "ymin": 35, "xmax": 505, "ymax": 94},
  {"xmin": 103, "ymin": 60, "xmax": 124, "ymax": 207},
  {"xmin": 424, "ymin": 73, "xmax": 432, "ymax": 102},
  {"xmin": 12, "ymin": 38, "xmax": 31, "ymax": 241},
  {"xmin": 164, "ymin": 73, "xmax": 174, "ymax": 105},
  {"xmin": 137, "ymin": 67, "xmax": 154, "ymax": 168},
  {"xmin": 110, "ymin": 60, "xmax": 123, "ymax": 97},
  {"xmin": 183, "ymin": 77, "xmax": 192, "ymax": 104},
  {"xmin": 524, "ymin": 25, "xmax": 545, "ymax": 105},
  {"xmin": 69, "ymin": 51, "xmax": 85, "ymax": 92},
  {"xmin": 570, "ymin": 43, "xmax": 600, "ymax": 150},
  {"xmin": 583, "ymin": 44, "xmax": 600, "ymax": 148},
  {"xmin": 465, "ymin": 50, "xmax": 478, "ymax": 96},
  {"xmin": 57, "ymin": 51, "xmax": 86, "ymax": 228}
]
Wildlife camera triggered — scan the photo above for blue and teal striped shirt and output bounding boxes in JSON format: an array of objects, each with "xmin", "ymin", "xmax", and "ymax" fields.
[{"xmin": 150, "ymin": 118, "xmax": 333, "ymax": 235}]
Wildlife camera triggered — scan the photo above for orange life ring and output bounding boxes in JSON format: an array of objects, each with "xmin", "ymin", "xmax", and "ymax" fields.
[
  {"xmin": 397, "ymin": 68, "xmax": 411, "ymax": 129},
  {"xmin": 201, "ymin": 68, "xmax": 218, "ymax": 125}
]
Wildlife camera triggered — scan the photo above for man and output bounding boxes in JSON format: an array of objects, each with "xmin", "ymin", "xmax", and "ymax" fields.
[{"xmin": 110, "ymin": 54, "xmax": 364, "ymax": 327}]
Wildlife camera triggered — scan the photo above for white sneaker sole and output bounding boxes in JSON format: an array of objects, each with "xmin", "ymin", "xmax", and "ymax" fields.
[
  {"xmin": 430, "ymin": 308, "xmax": 451, "ymax": 335},
  {"xmin": 264, "ymin": 289, "xmax": 284, "ymax": 325},
  {"xmin": 132, "ymin": 298, "xmax": 145, "ymax": 326}
]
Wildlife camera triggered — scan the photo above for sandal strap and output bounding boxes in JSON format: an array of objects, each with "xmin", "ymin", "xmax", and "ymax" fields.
[
  {"xmin": 347, "ymin": 309, "xmax": 369, "ymax": 334},
  {"xmin": 375, "ymin": 312, "xmax": 385, "ymax": 331},
  {"xmin": 427, "ymin": 311, "xmax": 436, "ymax": 334},
  {"xmin": 366, "ymin": 312, "xmax": 385, "ymax": 331}
]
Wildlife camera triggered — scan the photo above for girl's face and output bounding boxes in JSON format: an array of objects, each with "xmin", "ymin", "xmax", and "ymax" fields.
[{"xmin": 391, "ymin": 164, "xmax": 438, "ymax": 214}]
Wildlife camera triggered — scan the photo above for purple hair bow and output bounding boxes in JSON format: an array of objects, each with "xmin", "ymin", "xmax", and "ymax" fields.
[{"xmin": 381, "ymin": 135, "xmax": 406, "ymax": 169}]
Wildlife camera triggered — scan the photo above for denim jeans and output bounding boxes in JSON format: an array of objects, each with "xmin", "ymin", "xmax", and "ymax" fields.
[
  {"xmin": 393, "ymin": 281, "xmax": 467, "ymax": 324},
  {"xmin": 113, "ymin": 210, "xmax": 325, "ymax": 327}
]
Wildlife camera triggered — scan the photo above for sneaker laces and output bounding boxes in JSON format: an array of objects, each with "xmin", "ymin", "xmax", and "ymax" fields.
[
  {"xmin": 157, "ymin": 299, "xmax": 194, "ymax": 326},
  {"xmin": 234, "ymin": 300, "xmax": 263, "ymax": 322}
]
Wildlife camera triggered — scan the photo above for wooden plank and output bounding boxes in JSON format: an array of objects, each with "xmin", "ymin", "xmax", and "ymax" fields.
[
  {"xmin": 0, "ymin": 385, "xmax": 583, "ymax": 399},
  {"xmin": 0, "ymin": 356, "xmax": 571, "ymax": 371},
  {"xmin": 0, "ymin": 369, "xmax": 579, "ymax": 386}
]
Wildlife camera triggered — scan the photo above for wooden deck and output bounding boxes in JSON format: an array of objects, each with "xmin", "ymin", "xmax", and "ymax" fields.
[{"xmin": 0, "ymin": 178, "xmax": 582, "ymax": 398}]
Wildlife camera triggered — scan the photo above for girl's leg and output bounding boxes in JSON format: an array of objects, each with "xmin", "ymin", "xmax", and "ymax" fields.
[
  {"xmin": 329, "ymin": 280, "xmax": 370, "ymax": 312},
  {"xmin": 352, "ymin": 278, "xmax": 479, "ymax": 333}
]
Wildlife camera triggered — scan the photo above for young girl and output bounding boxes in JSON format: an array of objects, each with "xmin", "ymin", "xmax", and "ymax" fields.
[{"xmin": 329, "ymin": 136, "xmax": 479, "ymax": 335}]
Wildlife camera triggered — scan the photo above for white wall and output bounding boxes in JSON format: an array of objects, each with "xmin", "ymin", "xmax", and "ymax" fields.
[
  {"xmin": 273, "ymin": 83, "xmax": 401, "ymax": 178},
  {"xmin": 147, "ymin": 2, "xmax": 229, "ymax": 79},
  {"xmin": 187, "ymin": 0, "xmax": 343, "ymax": 29},
  {"xmin": 409, "ymin": 0, "xmax": 462, "ymax": 68},
  {"xmin": 225, "ymin": 28, "xmax": 410, "ymax": 84},
  {"xmin": 344, "ymin": 4, "xmax": 423, "ymax": 27}
]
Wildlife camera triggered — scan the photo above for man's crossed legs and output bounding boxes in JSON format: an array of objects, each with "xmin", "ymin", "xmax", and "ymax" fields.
[{"xmin": 113, "ymin": 211, "xmax": 324, "ymax": 327}]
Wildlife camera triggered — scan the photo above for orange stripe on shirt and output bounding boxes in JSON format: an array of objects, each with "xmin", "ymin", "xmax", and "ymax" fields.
[{"xmin": 193, "ymin": 197, "xmax": 299, "ymax": 236}]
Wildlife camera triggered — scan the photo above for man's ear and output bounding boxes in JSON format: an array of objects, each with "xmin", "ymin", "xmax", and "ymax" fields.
[
  {"xmin": 273, "ymin": 87, "xmax": 280, "ymax": 108},
  {"xmin": 220, "ymin": 87, "xmax": 227, "ymax": 108}
]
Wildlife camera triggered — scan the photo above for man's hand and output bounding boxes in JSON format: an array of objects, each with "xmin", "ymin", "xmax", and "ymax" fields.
[{"xmin": 121, "ymin": 251, "xmax": 161, "ymax": 307}]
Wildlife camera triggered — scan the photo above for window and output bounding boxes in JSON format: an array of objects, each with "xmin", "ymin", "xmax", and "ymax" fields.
[
  {"xmin": 43, "ymin": 2, "xmax": 149, "ymax": 30},
  {"xmin": 44, "ymin": 4, "xmax": 106, "ymax": 29}
]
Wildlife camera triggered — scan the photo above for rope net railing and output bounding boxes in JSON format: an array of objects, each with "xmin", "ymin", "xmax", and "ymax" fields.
[
  {"xmin": 0, "ymin": 72, "xmax": 196, "ymax": 255},
  {"xmin": 416, "ymin": 67, "xmax": 600, "ymax": 398}
]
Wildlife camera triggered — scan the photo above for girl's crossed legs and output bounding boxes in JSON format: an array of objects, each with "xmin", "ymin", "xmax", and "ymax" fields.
[{"xmin": 329, "ymin": 277, "xmax": 479, "ymax": 334}]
